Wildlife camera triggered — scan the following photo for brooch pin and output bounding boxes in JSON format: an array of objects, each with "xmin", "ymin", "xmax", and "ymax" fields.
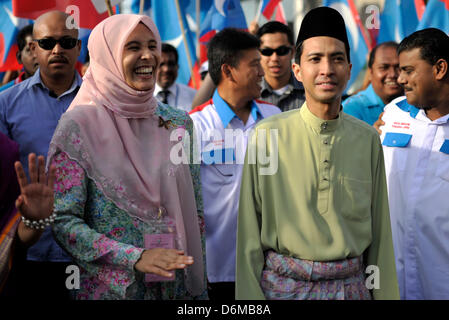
[{"xmin": 158, "ymin": 116, "xmax": 174, "ymax": 130}]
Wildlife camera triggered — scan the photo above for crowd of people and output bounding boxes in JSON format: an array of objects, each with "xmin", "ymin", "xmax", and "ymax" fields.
[{"xmin": 0, "ymin": 6, "xmax": 448, "ymax": 301}]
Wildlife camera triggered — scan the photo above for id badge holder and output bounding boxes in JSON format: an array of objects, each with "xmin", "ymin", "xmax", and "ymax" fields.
[{"xmin": 144, "ymin": 206, "xmax": 177, "ymax": 282}]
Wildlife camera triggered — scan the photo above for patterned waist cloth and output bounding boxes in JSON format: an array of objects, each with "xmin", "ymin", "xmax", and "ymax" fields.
[{"xmin": 260, "ymin": 250, "xmax": 371, "ymax": 300}]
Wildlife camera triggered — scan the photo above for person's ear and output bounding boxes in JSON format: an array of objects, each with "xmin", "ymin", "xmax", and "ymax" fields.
[
  {"xmin": 76, "ymin": 39, "xmax": 82, "ymax": 56},
  {"xmin": 368, "ymin": 67, "xmax": 373, "ymax": 81},
  {"xmin": 16, "ymin": 50, "xmax": 23, "ymax": 65},
  {"xmin": 30, "ymin": 41, "xmax": 37, "ymax": 58},
  {"xmin": 434, "ymin": 58, "xmax": 448, "ymax": 81},
  {"xmin": 292, "ymin": 62, "xmax": 302, "ymax": 82},
  {"xmin": 221, "ymin": 64, "xmax": 233, "ymax": 81}
]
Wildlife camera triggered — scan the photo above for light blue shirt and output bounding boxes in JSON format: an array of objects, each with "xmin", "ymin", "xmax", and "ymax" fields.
[
  {"xmin": 0, "ymin": 68, "xmax": 82, "ymax": 262},
  {"xmin": 342, "ymin": 84, "xmax": 384, "ymax": 126}
]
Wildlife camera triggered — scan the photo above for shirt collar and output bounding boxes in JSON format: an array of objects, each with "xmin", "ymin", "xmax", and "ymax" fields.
[
  {"xmin": 365, "ymin": 84, "xmax": 385, "ymax": 108},
  {"xmin": 15, "ymin": 71, "xmax": 25, "ymax": 84},
  {"xmin": 261, "ymin": 72, "xmax": 304, "ymax": 95},
  {"xmin": 299, "ymin": 101, "xmax": 342, "ymax": 133},
  {"xmin": 416, "ymin": 108, "xmax": 449, "ymax": 124},
  {"xmin": 396, "ymin": 97, "xmax": 420, "ymax": 119},
  {"xmin": 155, "ymin": 82, "xmax": 176, "ymax": 96},
  {"xmin": 213, "ymin": 90, "xmax": 262, "ymax": 128},
  {"xmin": 27, "ymin": 68, "xmax": 82, "ymax": 97}
]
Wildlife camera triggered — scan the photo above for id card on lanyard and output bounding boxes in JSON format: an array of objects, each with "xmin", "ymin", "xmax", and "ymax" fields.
[{"xmin": 144, "ymin": 206, "xmax": 176, "ymax": 282}]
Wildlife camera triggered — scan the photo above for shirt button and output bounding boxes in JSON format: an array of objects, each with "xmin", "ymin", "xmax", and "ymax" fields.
[
  {"xmin": 321, "ymin": 122, "xmax": 328, "ymax": 130},
  {"xmin": 323, "ymin": 140, "xmax": 329, "ymax": 145},
  {"xmin": 324, "ymin": 159, "xmax": 329, "ymax": 163}
]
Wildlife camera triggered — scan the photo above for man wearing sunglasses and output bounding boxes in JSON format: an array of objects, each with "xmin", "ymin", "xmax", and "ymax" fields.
[
  {"xmin": 0, "ymin": 11, "xmax": 82, "ymax": 300},
  {"xmin": 257, "ymin": 21, "xmax": 305, "ymax": 112}
]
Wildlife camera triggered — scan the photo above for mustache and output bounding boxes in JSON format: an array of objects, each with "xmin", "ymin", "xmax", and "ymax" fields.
[{"xmin": 49, "ymin": 56, "xmax": 68, "ymax": 64}]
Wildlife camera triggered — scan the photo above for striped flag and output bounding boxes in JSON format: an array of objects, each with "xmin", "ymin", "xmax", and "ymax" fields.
[{"xmin": 323, "ymin": 0, "xmax": 371, "ymax": 92}]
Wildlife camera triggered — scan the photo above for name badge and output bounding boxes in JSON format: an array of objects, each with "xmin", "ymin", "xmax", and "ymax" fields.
[{"xmin": 144, "ymin": 233, "xmax": 175, "ymax": 282}]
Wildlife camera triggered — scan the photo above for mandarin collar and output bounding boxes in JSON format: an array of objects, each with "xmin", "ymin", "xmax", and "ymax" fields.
[{"xmin": 299, "ymin": 102, "xmax": 342, "ymax": 133}]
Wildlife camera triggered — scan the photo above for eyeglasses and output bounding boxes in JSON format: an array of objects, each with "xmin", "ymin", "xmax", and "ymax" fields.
[
  {"xmin": 33, "ymin": 37, "xmax": 78, "ymax": 50},
  {"xmin": 260, "ymin": 46, "xmax": 292, "ymax": 57}
]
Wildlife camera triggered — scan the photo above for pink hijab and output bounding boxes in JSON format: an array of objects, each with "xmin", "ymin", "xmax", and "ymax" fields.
[{"xmin": 48, "ymin": 14, "xmax": 205, "ymax": 296}]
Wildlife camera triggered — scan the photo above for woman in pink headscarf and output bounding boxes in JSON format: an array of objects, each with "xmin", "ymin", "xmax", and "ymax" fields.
[{"xmin": 46, "ymin": 14, "xmax": 206, "ymax": 299}]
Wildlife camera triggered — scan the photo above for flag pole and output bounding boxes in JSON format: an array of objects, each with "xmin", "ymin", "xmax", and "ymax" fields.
[
  {"xmin": 255, "ymin": 0, "xmax": 263, "ymax": 23},
  {"xmin": 105, "ymin": 0, "xmax": 114, "ymax": 16},
  {"xmin": 140, "ymin": 0, "xmax": 145, "ymax": 14},
  {"xmin": 347, "ymin": 0, "xmax": 372, "ymax": 51},
  {"xmin": 196, "ymin": 0, "xmax": 200, "ymax": 61},
  {"xmin": 174, "ymin": 0, "xmax": 197, "ymax": 88}
]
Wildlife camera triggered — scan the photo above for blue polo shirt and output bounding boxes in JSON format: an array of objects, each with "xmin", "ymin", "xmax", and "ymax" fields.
[
  {"xmin": 342, "ymin": 84, "xmax": 384, "ymax": 126},
  {"xmin": 0, "ymin": 68, "xmax": 82, "ymax": 262}
]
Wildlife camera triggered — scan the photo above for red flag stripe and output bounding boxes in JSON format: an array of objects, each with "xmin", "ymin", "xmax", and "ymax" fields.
[{"xmin": 414, "ymin": 0, "xmax": 426, "ymax": 20}]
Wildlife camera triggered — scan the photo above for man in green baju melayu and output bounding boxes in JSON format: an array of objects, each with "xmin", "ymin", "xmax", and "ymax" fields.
[{"xmin": 235, "ymin": 6, "xmax": 399, "ymax": 300}]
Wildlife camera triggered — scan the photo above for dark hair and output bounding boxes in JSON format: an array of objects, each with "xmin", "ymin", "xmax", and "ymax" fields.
[
  {"xmin": 161, "ymin": 43, "xmax": 178, "ymax": 64},
  {"xmin": 207, "ymin": 28, "xmax": 260, "ymax": 85},
  {"xmin": 17, "ymin": 24, "xmax": 34, "ymax": 52},
  {"xmin": 295, "ymin": 40, "xmax": 350, "ymax": 64},
  {"xmin": 368, "ymin": 41, "xmax": 398, "ymax": 68},
  {"xmin": 398, "ymin": 28, "xmax": 449, "ymax": 66},
  {"xmin": 257, "ymin": 21, "xmax": 294, "ymax": 45}
]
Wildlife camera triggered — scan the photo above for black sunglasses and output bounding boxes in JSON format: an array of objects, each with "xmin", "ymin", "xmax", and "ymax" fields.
[
  {"xmin": 260, "ymin": 45, "xmax": 292, "ymax": 57},
  {"xmin": 33, "ymin": 37, "xmax": 78, "ymax": 50}
]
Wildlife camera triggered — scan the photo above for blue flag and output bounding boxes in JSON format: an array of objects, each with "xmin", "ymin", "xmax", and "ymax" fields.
[
  {"xmin": 322, "ymin": 0, "xmax": 369, "ymax": 92},
  {"xmin": 200, "ymin": 0, "xmax": 247, "ymax": 43},
  {"xmin": 417, "ymin": 0, "xmax": 449, "ymax": 34},
  {"xmin": 378, "ymin": 0, "xmax": 419, "ymax": 43},
  {"xmin": 0, "ymin": 0, "xmax": 32, "ymax": 71},
  {"xmin": 151, "ymin": 0, "xmax": 199, "ymax": 85}
]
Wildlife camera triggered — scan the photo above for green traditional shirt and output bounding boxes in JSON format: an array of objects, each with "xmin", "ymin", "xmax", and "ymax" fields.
[{"xmin": 236, "ymin": 103, "xmax": 399, "ymax": 300}]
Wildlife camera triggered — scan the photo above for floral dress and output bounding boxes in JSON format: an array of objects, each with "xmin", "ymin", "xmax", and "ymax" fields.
[{"xmin": 51, "ymin": 104, "xmax": 207, "ymax": 300}]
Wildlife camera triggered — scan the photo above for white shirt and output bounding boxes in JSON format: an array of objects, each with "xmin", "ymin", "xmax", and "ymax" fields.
[
  {"xmin": 154, "ymin": 82, "xmax": 197, "ymax": 112},
  {"xmin": 380, "ymin": 96, "xmax": 449, "ymax": 299},
  {"xmin": 189, "ymin": 91, "xmax": 281, "ymax": 283}
]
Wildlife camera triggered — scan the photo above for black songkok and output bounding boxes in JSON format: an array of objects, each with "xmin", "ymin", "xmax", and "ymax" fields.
[{"xmin": 296, "ymin": 6, "xmax": 350, "ymax": 62}]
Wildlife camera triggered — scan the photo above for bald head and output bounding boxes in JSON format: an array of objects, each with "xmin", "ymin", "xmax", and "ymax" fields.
[
  {"xmin": 31, "ymin": 10, "xmax": 81, "ymax": 89},
  {"xmin": 34, "ymin": 11, "xmax": 78, "ymax": 39}
]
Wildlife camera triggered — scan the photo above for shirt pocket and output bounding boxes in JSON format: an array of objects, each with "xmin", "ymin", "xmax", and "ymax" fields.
[
  {"xmin": 382, "ymin": 132, "xmax": 412, "ymax": 172},
  {"xmin": 382, "ymin": 132, "xmax": 412, "ymax": 148},
  {"xmin": 339, "ymin": 176, "xmax": 372, "ymax": 221},
  {"xmin": 212, "ymin": 163, "xmax": 234, "ymax": 177},
  {"xmin": 436, "ymin": 139, "xmax": 449, "ymax": 182}
]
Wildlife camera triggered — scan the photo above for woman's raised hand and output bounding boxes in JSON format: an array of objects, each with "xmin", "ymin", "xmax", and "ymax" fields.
[{"xmin": 14, "ymin": 153, "xmax": 56, "ymax": 221}]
